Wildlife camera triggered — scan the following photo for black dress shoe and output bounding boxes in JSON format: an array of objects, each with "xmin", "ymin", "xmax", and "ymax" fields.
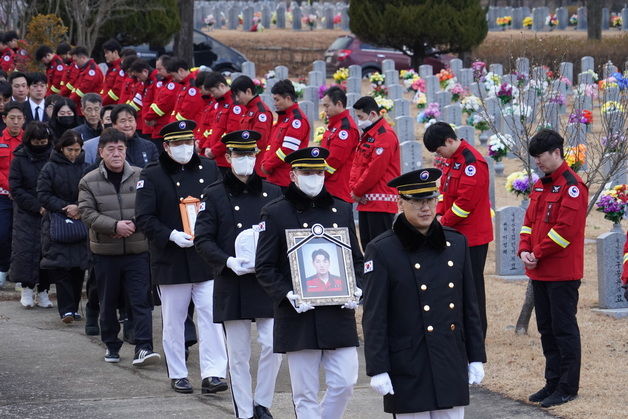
[
  {"xmin": 201, "ymin": 377, "xmax": 228, "ymax": 394},
  {"xmin": 529, "ymin": 385, "xmax": 555, "ymax": 402},
  {"xmin": 171, "ymin": 378, "xmax": 193, "ymax": 394},
  {"xmin": 254, "ymin": 404, "xmax": 273, "ymax": 419},
  {"xmin": 540, "ymin": 391, "xmax": 577, "ymax": 408}
]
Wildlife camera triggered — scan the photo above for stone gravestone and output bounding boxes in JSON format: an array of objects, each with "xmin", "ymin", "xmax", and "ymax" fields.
[
  {"xmin": 392, "ymin": 98, "xmax": 410, "ymax": 119},
  {"xmin": 298, "ymin": 100, "xmax": 315, "ymax": 141},
  {"xmin": 346, "ymin": 77, "xmax": 361, "ymax": 94},
  {"xmin": 559, "ymin": 62, "xmax": 574, "ymax": 92},
  {"xmin": 340, "ymin": 6, "xmax": 350, "ymax": 31},
  {"xmin": 346, "ymin": 93, "xmax": 360, "ymax": 108},
  {"xmin": 532, "ymin": 8, "xmax": 546, "ymax": 31},
  {"xmin": 399, "ymin": 141, "xmax": 422, "ymax": 174},
  {"xmin": 543, "ymin": 102, "xmax": 560, "ymax": 130},
  {"xmin": 265, "ymin": 78, "xmax": 277, "ymax": 94},
  {"xmin": 515, "ymin": 57, "xmax": 530, "ymax": 76},
  {"xmin": 292, "ymin": 6, "xmax": 302, "ymax": 30},
  {"xmin": 274, "ymin": 65, "xmax": 289, "ymax": 80},
  {"xmin": 566, "ymin": 122, "xmax": 587, "ymax": 147},
  {"xmin": 382, "ymin": 59, "xmax": 395, "ymax": 73},
  {"xmin": 602, "ymin": 8, "xmax": 610, "ymax": 31},
  {"xmin": 435, "ymin": 91, "xmax": 452, "ymax": 111},
  {"xmin": 489, "ymin": 63, "xmax": 503, "ymax": 76},
  {"xmin": 261, "ymin": 6, "xmax": 272, "ymax": 29},
  {"xmin": 276, "ymin": 4, "xmax": 286, "ymax": 29},
  {"xmin": 495, "ymin": 206, "xmax": 526, "ymax": 276},
  {"xmin": 449, "ymin": 58, "xmax": 463, "ymax": 76},
  {"xmin": 487, "ymin": 7, "xmax": 498, "ymax": 31},
  {"xmin": 303, "ymin": 86, "xmax": 319, "ymax": 109},
  {"xmin": 456, "ymin": 125, "xmax": 475, "ymax": 147},
  {"xmin": 458, "ymin": 69, "xmax": 473, "ymax": 89},
  {"xmin": 242, "ymin": 6, "xmax": 254, "ymax": 31},
  {"xmin": 581, "ymin": 56, "xmax": 594, "ymax": 73},
  {"xmin": 470, "ymin": 82, "xmax": 482, "ymax": 98},
  {"xmin": 313, "ymin": 60, "xmax": 326, "ymax": 76},
  {"xmin": 425, "ymin": 76, "xmax": 438, "ymax": 103},
  {"xmin": 596, "ymin": 231, "xmax": 628, "ymax": 309},
  {"xmin": 604, "ymin": 85, "xmax": 620, "ymax": 103},
  {"xmin": 228, "ymin": 7, "xmax": 239, "ymax": 30},
  {"xmin": 242, "ymin": 61, "xmax": 256, "ymax": 79},
  {"xmin": 557, "ymin": 7, "xmax": 568, "ymax": 30},
  {"xmin": 387, "ymin": 84, "xmax": 403, "ymax": 101},
  {"xmin": 577, "ymin": 71, "xmax": 593, "ymax": 86},
  {"xmin": 308, "ymin": 71, "xmax": 324, "ymax": 87},
  {"xmin": 485, "ymin": 97, "xmax": 501, "ymax": 130},
  {"xmin": 384, "ymin": 70, "xmax": 400, "ymax": 87},
  {"xmin": 324, "ymin": 6, "xmax": 334, "ymax": 29},
  {"xmin": 394, "ymin": 116, "xmax": 415, "ymax": 142},
  {"xmin": 512, "ymin": 7, "xmax": 523, "ymax": 30},
  {"xmin": 443, "ymin": 104, "xmax": 462, "ymax": 126},
  {"xmin": 623, "ymin": 8, "xmax": 628, "ymax": 31},
  {"xmin": 260, "ymin": 93, "xmax": 274, "ymax": 111},
  {"xmin": 577, "ymin": 7, "xmax": 587, "ymax": 31},
  {"xmin": 419, "ymin": 64, "xmax": 433, "ymax": 78},
  {"xmin": 486, "ymin": 158, "xmax": 496, "ymax": 209},
  {"xmin": 603, "ymin": 61, "xmax": 618, "ymax": 79},
  {"xmin": 348, "ymin": 65, "xmax": 361, "ymax": 79}
]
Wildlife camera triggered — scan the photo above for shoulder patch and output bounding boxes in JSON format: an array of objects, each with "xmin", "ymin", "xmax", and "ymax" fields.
[
  {"xmin": 156, "ymin": 81, "xmax": 163, "ymax": 88},
  {"xmin": 377, "ymin": 125, "xmax": 386, "ymax": 134},
  {"xmin": 119, "ymin": 69, "xmax": 125, "ymax": 77},
  {"xmin": 292, "ymin": 108, "xmax": 303, "ymax": 120},
  {"xmin": 3, "ymin": 56, "xmax": 10, "ymax": 62},
  {"xmin": 568, "ymin": 185, "xmax": 580, "ymax": 198},
  {"xmin": 364, "ymin": 260, "xmax": 373, "ymax": 273},
  {"xmin": 338, "ymin": 130, "xmax": 348, "ymax": 140},
  {"xmin": 56, "ymin": 64, "xmax": 64, "ymax": 71},
  {"xmin": 233, "ymin": 105, "xmax": 242, "ymax": 115},
  {"xmin": 167, "ymin": 82, "xmax": 175, "ymax": 90},
  {"xmin": 462, "ymin": 148, "xmax": 476, "ymax": 165},
  {"xmin": 258, "ymin": 113, "xmax": 267, "ymax": 123},
  {"xmin": 375, "ymin": 147, "xmax": 384, "ymax": 155},
  {"xmin": 88, "ymin": 69, "xmax": 96, "ymax": 76},
  {"xmin": 562, "ymin": 170, "xmax": 578, "ymax": 186},
  {"xmin": 292, "ymin": 119, "xmax": 301, "ymax": 129},
  {"xmin": 465, "ymin": 165, "xmax": 476, "ymax": 177},
  {"xmin": 256, "ymin": 101, "xmax": 266, "ymax": 112},
  {"xmin": 188, "ymin": 87, "xmax": 197, "ymax": 96},
  {"xmin": 340, "ymin": 117, "xmax": 351, "ymax": 130},
  {"xmin": 136, "ymin": 180, "xmax": 144, "ymax": 189}
]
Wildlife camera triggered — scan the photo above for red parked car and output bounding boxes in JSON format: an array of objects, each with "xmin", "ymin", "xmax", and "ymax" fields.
[{"xmin": 324, "ymin": 35, "xmax": 449, "ymax": 77}]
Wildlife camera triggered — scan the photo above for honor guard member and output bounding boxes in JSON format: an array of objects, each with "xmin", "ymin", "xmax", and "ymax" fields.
[
  {"xmin": 350, "ymin": 96, "xmax": 400, "ymax": 251},
  {"xmin": 261, "ymin": 80, "xmax": 310, "ymax": 188},
  {"xmin": 100, "ymin": 39, "xmax": 124, "ymax": 106},
  {"xmin": 518, "ymin": 129, "xmax": 587, "ymax": 408},
  {"xmin": 35, "ymin": 45, "xmax": 66, "ymax": 95},
  {"xmin": 423, "ymin": 122, "xmax": 493, "ymax": 339},
  {"xmin": 135, "ymin": 120, "xmax": 228, "ymax": 394},
  {"xmin": 256, "ymin": 147, "xmax": 363, "ymax": 419},
  {"xmin": 362, "ymin": 168, "xmax": 486, "ymax": 419},
  {"xmin": 230, "ymin": 76, "xmax": 274, "ymax": 177},
  {"xmin": 320, "ymin": 86, "xmax": 359, "ymax": 202},
  {"xmin": 68, "ymin": 47, "xmax": 104, "ymax": 111},
  {"xmin": 195, "ymin": 130, "xmax": 283, "ymax": 419}
]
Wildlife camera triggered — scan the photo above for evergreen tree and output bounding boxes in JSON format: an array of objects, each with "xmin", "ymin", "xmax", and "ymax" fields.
[{"xmin": 349, "ymin": 0, "xmax": 488, "ymax": 69}]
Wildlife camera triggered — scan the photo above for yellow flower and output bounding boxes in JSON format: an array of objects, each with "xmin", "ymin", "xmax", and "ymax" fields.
[
  {"xmin": 601, "ymin": 101, "xmax": 625, "ymax": 113},
  {"xmin": 313, "ymin": 126, "xmax": 326, "ymax": 145},
  {"xmin": 333, "ymin": 68, "xmax": 349, "ymax": 82}
]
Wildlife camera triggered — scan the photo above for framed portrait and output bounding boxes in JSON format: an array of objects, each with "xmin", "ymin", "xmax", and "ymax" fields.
[
  {"xmin": 179, "ymin": 196, "xmax": 201, "ymax": 236},
  {"xmin": 286, "ymin": 223, "xmax": 357, "ymax": 306}
]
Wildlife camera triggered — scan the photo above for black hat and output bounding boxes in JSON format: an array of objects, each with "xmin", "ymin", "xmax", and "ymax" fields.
[
  {"xmin": 387, "ymin": 168, "xmax": 442, "ymax": 199},
  {"xmin": 159, "ymin": 120, "xmax": 197, "ymax": 142},
  {"xmin": 221, "ymin": 130, "xmax": 261, "ymax": 152},
  {"xmin": 284, "ymin": 147, "xmax": 330, "ymax": 171}
]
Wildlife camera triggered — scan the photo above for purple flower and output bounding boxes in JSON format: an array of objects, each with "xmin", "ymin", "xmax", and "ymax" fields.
[{"xmin": 549, "ymin": 94, "xmax": 565, "ymax": 105}]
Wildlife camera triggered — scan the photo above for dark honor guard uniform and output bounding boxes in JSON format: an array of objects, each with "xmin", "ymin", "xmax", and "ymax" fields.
[
  {"xmin": 362, "ymin": 168, "xmax": 486, "ymax": 418},
  {"xmin": 256, "ymin": 147, "xmax": 363, "ymax": 419},
  {"xmin": 135, "ymin": 120, "xmax": 228, "ymax": 394},
  {"xmin": 195, "ymin": 130, "xmax": 283, "ymax": 419}
]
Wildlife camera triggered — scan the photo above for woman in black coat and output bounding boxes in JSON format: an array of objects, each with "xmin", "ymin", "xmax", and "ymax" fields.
[
  {"xmin": 37, "ymin": 130, "xmax": 89, "ymax": 323},
  {"xmin": 48, "ymin": 98, "xmax": 81, "ymax": 143},
  {"xmin": 9, "ymin": 122, "xmax": 53, "ymax": 308}
]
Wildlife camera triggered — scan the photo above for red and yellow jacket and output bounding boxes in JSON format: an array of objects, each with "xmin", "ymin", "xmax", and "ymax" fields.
[
  {"xmin": 69, "ymin": 59, "xmax": 104, "ymax": 109},
  {"xmin": 144, "ymin": 77, "xmax": 180, "ymax": 139},
  {"xmin": 240, "ymin": 95, "xmax": 273, "ymax": 177},
  {"xmin": 321, "ymin": 109, "xmax": 359, "ymax": 202},
  {"xmin": 0, "ymin": 130, "xmax": 23, "ymax": 194},
  {"xmin": 100, "ymin": 58, "xmax": 123, "ymax": 105},
  {"xmin": 171, "ymin": 71, "xmax": 205, "ymax": 122},
  {"xmin": 45, "ymin": 54, "xmax": 66, "ymax": 95}
]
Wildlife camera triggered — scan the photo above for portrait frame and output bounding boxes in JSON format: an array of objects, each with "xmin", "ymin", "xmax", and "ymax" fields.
[
  {"xmin": 179, "ymin": 196, "xmax": 201, "ymax": 237},
  {"xmin": 286, "ymin": 224, "xmax": 357, "ymax": 306}
]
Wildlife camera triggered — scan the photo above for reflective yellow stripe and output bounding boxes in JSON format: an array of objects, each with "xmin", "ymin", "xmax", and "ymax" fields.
[
  {"xmin": 65, "ymin": 82, "xmax": 74, "ymax": 90},
  {"xmin": 75, "ymin": 88, "xmax": 85, "ymax": 97},
  {"xmin": 276, "ymin": 149, "xmax": 286, "ymax": 161},
  {"xmin": 327, "ymin": 164, "xmax": 336, "ymax": 174},
  {"xmin": 50, "ymin": 85, "xmax": 61, "ymax": 93},
  {"xmin": 150, "ymin": 103, "xmax": 165, "ymax": 116},
  {"xmin": 202, "ymin": 130, "xmax": 211, "ymax": 137},
  {"xmin": 451, "ymin": 203, "xmax": 470, "ymax": 218},
  {"xmin": 623, "ymin": 253, "xmax": 628, "ymax": 264},
  {"xmin": 548, "ymin": 228, "xmax": 570, "ymax": 248},
  {"xmin": 520, "ymin": 226, "xmax": 532, "ymax": 235},
  {"xmin": 175, "ymin": 112, "xmax": 185, "ymax": 121},
  {"xmin": 128, "ymin": 102, "xmax": 140, "ymax": 111},
  {"xmin": 438, "ymin": 194, "xmax": 444, "ymax": 202},
  {"xmin": 60, "ymin": 81, "xmax": 65, "ymax": 86},
  {"xmin": 107, "ymin": 89, "xmax": 119, "ymax": 101}
]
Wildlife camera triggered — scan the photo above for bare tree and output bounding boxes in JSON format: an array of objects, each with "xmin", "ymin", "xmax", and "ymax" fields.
[
  {"xmin": 174, "ymin": 0, "xmax": 194, "ymax": 64},
  {"xmin": 587, "ymin": 0, "xmax": 602, "ymax": 40}
]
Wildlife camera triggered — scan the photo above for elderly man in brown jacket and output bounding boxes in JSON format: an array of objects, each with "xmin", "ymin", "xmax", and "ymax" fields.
[{"xmin": 79, "ymin": 128, "xmax": 161, "ymax": 366}]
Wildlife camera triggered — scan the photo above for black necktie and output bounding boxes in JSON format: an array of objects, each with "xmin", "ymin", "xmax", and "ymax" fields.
[{"xmin": 34, "ymin": 106, "xmax": 40, "ymax": 121}]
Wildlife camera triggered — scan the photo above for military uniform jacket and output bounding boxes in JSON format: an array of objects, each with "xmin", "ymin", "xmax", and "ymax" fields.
[
  {"xmin": 362, "ymin": 215, "xmax": 486, "ymax": 414},
  {"xmin": 194, "ymin": 171, "xmax": 282, "ymax": 322},
  {"xmin": 135, "ymin": 152, "xmax": 221, "ymax": 285},
  {"xmin": 255, "ymin": 184, "xmax": 363, "ymax": 353}
]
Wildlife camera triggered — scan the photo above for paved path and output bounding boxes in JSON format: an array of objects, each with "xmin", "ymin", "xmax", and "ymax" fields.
[{"xmin": 0, "ymin": 294, "xmax": 554, "ymax": 418}]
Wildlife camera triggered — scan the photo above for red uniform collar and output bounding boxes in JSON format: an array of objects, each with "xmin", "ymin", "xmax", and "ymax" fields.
[
  {"xmin": 328, "ymin": 109, "xmax": 350, "ymax": 127},
  {"xmin": 1, "ymin": 129, "xmax": 23, "ymax": 141},
  {"xmin": 247, "ymin": 95, "xmax": 262, "ymax": 109},
  {"xmin": 179, "ymin": 72, "xmax": 195, "ymax": 86},
  {"xmin": 277, "ymin": 102, "xmax": 299, "ymax": 116},
  {"xmin": 449, "ymin": 140, "xmax": 470, "ymax": 160},
  {"xmin": 108, "ymin": 58, "xmax": 121, "ymax": 70},
  {"xmin": 542, "ymin": 161, "xmax": 570, "ymax": 184},
  {"xmin": 362, "ymin": 117, "xmax": 385, "ymax": 135},
  {"xmin": 216, "ymin": 90, "xmax": 233, "ymax": 105}
]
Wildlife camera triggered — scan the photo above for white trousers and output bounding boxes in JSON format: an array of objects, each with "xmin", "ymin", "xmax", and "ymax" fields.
[
  {"xmin": 159, "ymin": 281, "xmax": 227, "ymax": 379},
  {"xmin": 224, "ymin": 319, "xmax": 283, "ymax": 418},
  {"xmin": 287, "ymin": 347, "xmax": 358, "ymax": 419},
  {"xmin": 395, "ymin": 406, "xmax": 464, "ymax": 419}
]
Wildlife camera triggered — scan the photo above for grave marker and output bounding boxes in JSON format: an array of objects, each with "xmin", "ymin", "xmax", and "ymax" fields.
[
  {"xmin": 495, "ymin": 206, "xmax": 526, "ymax": 276},
  {"xmin": 596, "ymin": 231, "xmax": 628, "ymax": 309},
  {"xmin": 399, "ymin": 141, "xmax": 423, "ymax": 174}
]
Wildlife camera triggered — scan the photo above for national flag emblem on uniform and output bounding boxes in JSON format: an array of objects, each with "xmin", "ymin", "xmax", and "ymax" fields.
[{"xmin": 364, "ymin": 260, "xmax": 374, "ymax": 273}]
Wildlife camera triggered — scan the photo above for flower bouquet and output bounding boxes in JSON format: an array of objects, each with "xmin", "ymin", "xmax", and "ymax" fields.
[
  {"xmin": 369, "ymin": 72, "xmax": 387, "ymax": 98},
  {"xmin": 601, "ymin": 101, "xmax": 625, "ymax": 114},
  {"xmin": 252, "ymin": 78, "xmax": 265, "ymax": 95},
  {"xmin": 568, "ymin": 110, "xmax": 593, "ymax": 126},
  {"xmin": 417, "ymin": 103, "xmax": 440, "ymax": 125},
  {"xmin": 437, "ymin": 69, "xmax": 455, "ymax": 89},
  {"xmin": 447, "ymin": 83, "xmax": 466, "ymax": 102},
  {"xmin": 302, "ymin": 14, "xmax": 317, "ymax": 30},
  {"xmin": 293, "ymin": 82, "xmax": 306, "ymax": 99},
  {"xmin": 601, "ymin": 133, "xmax": 625, "ymax": 152},
  {"xmin": 413, "ymin": 91, "xmax": 427, "ymax": 109},
  {"xmin": 375, "ymin": 96, "xmax": 394, "ymax": 116},
  {"xmin": 611, "ymin": 15, "xmax": 623, "ymax": 29},
  {"xmin": 471, "ymin": 61, "xmax": 486, "ymax": 81},
  {"xmin": 400, "ymin": 69, "xmax": 422, "ymax": 92},
  {"xmin": 569, "ymin": 14, "xmax": 577, "ymax": 26},
  {"xmin": 487, "ymin": 135, "xmax": 509, "ymax": 162},
  {"xmin": 523, "ymin": 16, "xmax": 533, "ymax": 29},
  {"xmin": 313, "ymin": 126, "xmax": 326, "ymax": 145},
  {"xmin": 467, "ymin": 113, "xmax": 490, "ymax": 132},
  {"xmin": 497, "ymin": 83, "xmax": 514, "ymax": 105},
  {"xmin": 564, "ymin": 145, "xmax": 586, "ymax": 172},
  {"xmin": 596, "ymin": 184, "xmax": 628, "ymax": 224},
  {"xmin": 333, "ymin": 68, "xmax": 349, "ymax": 83},
  {"xmin": 546, "ymin": 14, "xmax": 558, "ymax": 29},
  {"xmin": 505, "ymin": 171, "xmax": 540, "ymax": 197},
  {"xmin": 496, "ymin": 16, "xmax": 512, "ymax": 29},
  {"xmin": 481, "ymin": 72, "xmax": 501, "ymax": 96},
  {"xmin": 204, "ymin": 14, "xmax": 216, "ymax": 30},
  {"xmin": 333, "ymin": 13, "xmax": 342, "ymax": 25},
  {"xmin": 462, "ymin": 95, "xmax": 481, "ymax": 115}
]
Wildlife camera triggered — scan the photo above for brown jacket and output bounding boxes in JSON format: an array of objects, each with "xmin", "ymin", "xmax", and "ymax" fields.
[{"xmin": 78, "ymin": 161, "xmax": 147, "ymax": 255}]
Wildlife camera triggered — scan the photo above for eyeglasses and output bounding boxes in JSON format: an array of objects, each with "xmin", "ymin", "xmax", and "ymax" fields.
[{"xmin": 402, "ymin": 197, "xmax": 437, "ymax": 209}]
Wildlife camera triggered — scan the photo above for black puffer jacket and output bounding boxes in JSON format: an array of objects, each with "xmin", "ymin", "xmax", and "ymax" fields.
[
  {"xmin": 8, "ymin": 143, "xmax": 52, "ymax": 284},
  {"xmin": 37, "ymin": 149, "xmax": 90, "ymax": 270}
]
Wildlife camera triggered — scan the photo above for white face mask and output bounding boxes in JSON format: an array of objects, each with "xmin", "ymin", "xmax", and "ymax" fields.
[
  {"xmin": 231, "ymin": 156, "xmax": 256, "ymax": 176},
  {"xmin": 296, "ymin": 174, "xmax": 325, "ymax": 198},
  {"xmin": 167, "ymin": 144, "xmax": 194, "ymax": 164},
  {"xmin": 358, "ymin": 116, "xmax": 374, "ymax": 130}
]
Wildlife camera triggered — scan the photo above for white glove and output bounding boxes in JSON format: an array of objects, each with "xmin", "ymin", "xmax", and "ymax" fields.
[
  {"xmin": 286, "ymin": 291, "xmax": 315, "ymax": 313},
  {"xmin": 468, "ymin": 362, "xmax": 485, "ymax": 385},
  {"xmin": 341, "ymin": 287, "xmax": 363, "ymax": 310},
  {"xmin": 226, "ymin": 257, "xmax": 253, "ymax": 276},
  {"xmin": 370, "ymin": 372, "xmax": 394, "ymax": 396},
  {"xmin": 169, "ymin": 230, "xmax": 194, "ymax": 248}
]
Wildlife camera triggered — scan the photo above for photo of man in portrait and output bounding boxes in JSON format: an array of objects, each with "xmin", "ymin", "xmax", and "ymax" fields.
[{"xmin": 304, "ymin": 248, "xmax": 345, "ymax": 294}]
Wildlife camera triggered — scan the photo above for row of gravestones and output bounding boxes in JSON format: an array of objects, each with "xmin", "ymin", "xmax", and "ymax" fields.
[
  {"xmin": 194, "ymin": 0, "xmax": 350, "ymax": 31},
  {"xmin": 488, "ymin": 6, "xmax": 628, "ymax": 31}
]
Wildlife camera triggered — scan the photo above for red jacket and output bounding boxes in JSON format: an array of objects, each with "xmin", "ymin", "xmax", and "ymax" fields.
[
  {"xmin": 171, "ymin": 72, "xmax": 205, "ymax": 122},
  {"xmin": 205, "ymin": 92, "xmax": 242, "ymax": 168},
  {"xmin": 622, "ymin": 233, "xmax": 628, "ymax": 286},
  {"xmin": 100, "ymin": 58, "xmax": 123, "ymax": 105},
  {"xmin": 70, "ymin": 59, "xmax": 104, "ymax": 109},
  {"xmin": 518, "ymin": 161, "xmax": 587, "ymax": 281},
  {"xmin": 262, "ymin": 103, "xmax": 310, "ymax": 187},
  {"xmin": 134, "ymin": 70, "xmax": 160, "ymax": 137},
  {"xmin": 60, "ymin": 63, "xmax": 80, "ymax": 97},
  {"xmin": 240, "ymin": 95, "xmax": 273, "ymax": 177},
  {"xmin": 321, "ymin": 110, "xmax": 359, "ymax": 202},
  {"xmin": 194, "ymin": 97, "xmax": 215, "ymax": 143},
  {"xmin": 0, "ymin": 47, "xmax": 15, "ymax": 73},
  {"xmin": 0, "ymin": 130, "xmax": 23, "ymax": 194},
  {"xmin": 349, "ymin": 118, "xmax": 400, "ymax": 213},
  {"xmin": 144, "ymin": 77, "xmax": 180, "ymax": 139},
  {"xmin": 436, "ymin": 140, "xmax": 493, "ymax": 247},
  {"xmin": 45, "ymin": 54, "xmax": 66, "ymax": 95}
]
